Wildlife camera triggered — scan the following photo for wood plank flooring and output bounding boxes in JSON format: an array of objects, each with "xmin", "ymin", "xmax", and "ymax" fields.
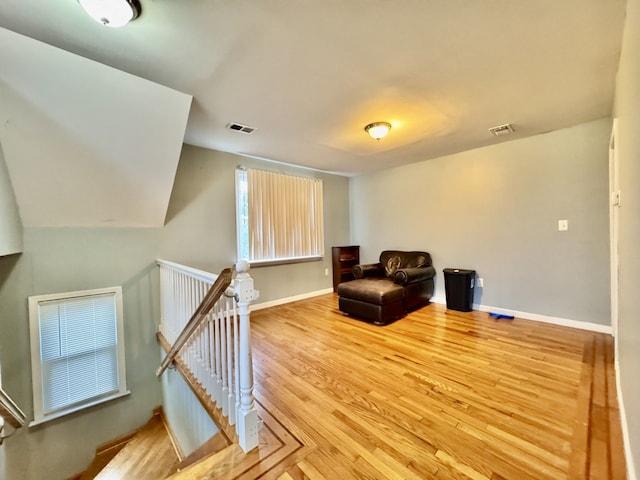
[
  {"xmin": 170, "ymin": 294, "xmax": 624, "ymax": 479},
  {"xmin": 237, "ymin": 294, "xmax": 626, "ymax": 480},
  {"xmin": 92, "ymin": 411, "xmax": 179, "ymax": 480}
]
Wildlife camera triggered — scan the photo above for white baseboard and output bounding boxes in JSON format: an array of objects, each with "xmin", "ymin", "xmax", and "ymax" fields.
[
  {"xmin": 255, "ymin": 291, "xmax": 611, "ymax": 334},
  {"xmin": 251, "ymin": 288, "xmax": 334, "ymax": 311},
  {"xmin": 256, "ymin": 291, "xmax": 613, "ymax": 334},
  {"xmin": 616, "ymin": 360, "xmax": 637, "ymax": 480},
  {"xmin": 430, "ymin": 295, "xmax": 613, "ymax": 334}
]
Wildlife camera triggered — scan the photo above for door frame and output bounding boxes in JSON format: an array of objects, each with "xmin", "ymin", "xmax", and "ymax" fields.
[{"xmin": 609, "ymin": 118, "xmax": 620, "ymax": 354}]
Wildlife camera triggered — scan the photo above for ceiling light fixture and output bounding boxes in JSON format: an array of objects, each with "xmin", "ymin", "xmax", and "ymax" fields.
[
  {"xmin": 79, "ymin": 0, "xmax": 141, "ymax": 28},
  {"xmin": 364, "ymin": 122, "xmax": 392, "ymax": 140}
]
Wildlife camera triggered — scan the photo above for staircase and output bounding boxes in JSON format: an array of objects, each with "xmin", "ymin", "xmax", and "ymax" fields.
[
  {"xmin": 73, "ymin": 409, "xmax": 231, "ymax": 480},
  {"xmin": 73, "ymin": 260, "xmax": 262, "ymax": 479},
  {"xmin": 73, "ymin": 410, "xmax": 177, "ymax": 480},
  {"xmin": 156, "ymin": 260, "xmax": 260, "ymax": 452}
]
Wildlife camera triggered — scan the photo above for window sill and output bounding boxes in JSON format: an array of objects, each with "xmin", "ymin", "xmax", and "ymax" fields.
[
  {"xmin": 29, "ymin": 390, "xmax": 131, "ymax": 427},
  {"xmin": 246, "ymin": 255, "xmax": 324, "ymax": 268}
]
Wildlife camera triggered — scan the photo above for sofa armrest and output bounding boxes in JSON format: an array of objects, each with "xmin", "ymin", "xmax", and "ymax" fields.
[
  {"xmin": 394, "ymin": 266, "xmax": 436, "ymax": 285},
  {"xmin": 353, "ymin": 263, "xmax": 385, "ymax": 279}
]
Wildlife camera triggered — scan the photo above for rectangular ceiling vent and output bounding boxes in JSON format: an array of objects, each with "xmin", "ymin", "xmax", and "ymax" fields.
[
  {"xmin": 488, "ymin": 123, "xmax": 514, "ymax": 137},
  {"xmin": 226, "ymin": 122, "xmax": 256, "ymax": 134}
]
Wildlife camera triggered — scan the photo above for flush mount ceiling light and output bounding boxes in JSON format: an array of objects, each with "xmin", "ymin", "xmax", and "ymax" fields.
[
  {"xmin": 364, "ymin": 121, "xmax": 392, "ymax": 140},
  {"xmin": 79, "ymin": 0, "xmax": 141, "ymax": 28}
]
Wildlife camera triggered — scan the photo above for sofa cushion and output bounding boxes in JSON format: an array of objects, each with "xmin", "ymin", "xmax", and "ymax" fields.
[
  {"xmin": 337, "ymin": 278, "xmax": 404, "ymax": 305},
  {"xmin": 394, "ymin": 266, "xmax": 437, "ymax": 285},
  {"xmin": 379, "ymin": 251, "xmax": 431, "ymax": 278},
  {"xmin": 384, "ymin": 254, "xmax": 403, "ymax": 277}
]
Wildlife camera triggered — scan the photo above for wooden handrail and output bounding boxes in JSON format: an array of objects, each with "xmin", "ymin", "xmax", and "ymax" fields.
[
  {"xmin": 0, "ymin": 386, "xmax": 26, "ymax": 429},
  {"xmin": 156, "ymin": 267, "xmax": 233, "ymax": 377}
]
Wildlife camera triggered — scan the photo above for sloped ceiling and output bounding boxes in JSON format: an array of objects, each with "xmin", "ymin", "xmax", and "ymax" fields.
[
  {"xmin": 0, "ymin": 0, "xmax": 627, "ymax": 178},
  {"xmin": 0, "ymin": 1, "xmax": 628, "ymax": 229},
  {"xmin": 0, "ymin": 28, "xmax": 192, "ymax": 227},
  {"xmin": 0, "ymin": 142, "xmax": 22, "ymax": 255}
]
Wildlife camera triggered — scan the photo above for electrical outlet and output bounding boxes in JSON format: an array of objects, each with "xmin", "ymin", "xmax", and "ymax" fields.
[
  {"xmin": 558, "ymin": 219, "xmax": 568, "ymax": 231},
  {"xmin": 324, "ymin": 268, "xmax": 329, "ymax": 276},
  {"xmin": 477, "ymin": 278, "xmax": 484, "ymax": 288}
]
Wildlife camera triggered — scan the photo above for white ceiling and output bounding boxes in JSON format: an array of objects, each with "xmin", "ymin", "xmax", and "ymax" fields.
[{"xmin": 0, "ymin": 0, "xmax": 628, "ymax": 179}]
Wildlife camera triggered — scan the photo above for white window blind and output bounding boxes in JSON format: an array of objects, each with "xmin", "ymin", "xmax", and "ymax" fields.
[
  {"xmin": 28, "ymin": 287, "xmax": 129, "ymax": 425},
  {"xmin": 236, "ymin": 168, "xmax": 324, "ymax": 263}
]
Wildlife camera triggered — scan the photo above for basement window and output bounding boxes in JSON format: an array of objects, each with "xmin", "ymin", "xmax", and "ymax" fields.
[{"xmin": 28, "ymin": 287, "xmax": 129, "ymax": 426}]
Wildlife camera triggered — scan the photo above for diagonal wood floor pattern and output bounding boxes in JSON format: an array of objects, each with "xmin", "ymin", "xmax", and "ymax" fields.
[{"xmin": 242, "ymin": 294, "xmax": 625, "ymax": 480}]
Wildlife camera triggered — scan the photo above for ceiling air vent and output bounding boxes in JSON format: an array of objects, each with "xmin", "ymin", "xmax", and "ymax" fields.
[
  {"xmin": 226, "ymin": 122, "xmax": 256, "ymax": 134},
  {"xmin": 488, "ymin": 123, "xmax": 514, "ymax": 137}
]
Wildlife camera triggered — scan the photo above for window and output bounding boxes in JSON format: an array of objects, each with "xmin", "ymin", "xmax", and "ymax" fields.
[
  {"xmin": 236, "ymin": 168, "xmax": 324, "ymax": 263},
  {"xmin": 28, "ymin": 287, "xmax": 129, "ymax": 425}
]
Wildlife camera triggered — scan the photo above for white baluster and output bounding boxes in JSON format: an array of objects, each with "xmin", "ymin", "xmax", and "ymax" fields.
[
  {"xmin": 226, "ymin": 295, "xmax": 236, "ymax": 425},
  {"xmin": 206, "ymin": 313, "xmax": 215, "ymax": 395},
  {"xmin": 201, "ymin": 317, "xmax": 209, "ymax": 393},
  {"xmin": 233, "ymin": 297, "xmax": 239, "ymax": 425},
  {"xmin": 168, "ymin": 267, "xmax": 175, "ymax": 342},
  {"xmin": 178, "ymin": 272, "xmax": 184, "ymax": 340},
  {"xmin": 213, "ymin": 305, "xmax": 223, "ymax": 403},
  {"xmin": 220, "ymin": 297, "xmax": 229, "ymax": 417},
  {"xmin": 165, "ymin": 267, "xmax": 172, "ymax": 342},
  {"xmin": 158, "ymin": 265, "xmax": 165, "ymax": 336},
  {"xmin": 196, "ymin": 323, "xmax": 204, "ymax": 380}
]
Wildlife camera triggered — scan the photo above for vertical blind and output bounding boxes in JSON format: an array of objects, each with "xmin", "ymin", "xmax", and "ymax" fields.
[
  {"xmin": 237, "ymin": 168, "xmax": 324, "ymax": 262},
  {"xmin": 36, "ymin": 292, "xmax": 120, "ymax": 415}
]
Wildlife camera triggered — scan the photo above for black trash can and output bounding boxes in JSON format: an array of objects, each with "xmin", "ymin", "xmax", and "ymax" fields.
[{"xmin": 443, "ymin": 268, "xmax": 476, "ymax": 312}]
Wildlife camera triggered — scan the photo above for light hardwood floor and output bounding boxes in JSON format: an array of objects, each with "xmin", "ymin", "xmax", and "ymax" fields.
[
  {"xmin": 244, "ymin": 294, "xmax": 625, "ymax": 480},
  {"xmin": 173, "ymin": 293, "xmax": 625, "ymax": 479}
]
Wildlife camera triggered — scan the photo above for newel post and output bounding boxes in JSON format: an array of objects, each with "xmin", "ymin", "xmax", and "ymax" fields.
[{"xmin": 234, "ymin": 260, "xmax": 260, "ymax": 452}]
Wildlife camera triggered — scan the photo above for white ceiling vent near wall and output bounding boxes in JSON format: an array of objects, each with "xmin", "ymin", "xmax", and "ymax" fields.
[
  {"xmin": 226, "ymin": 123, "xmax": 256, "ymax": 134},
  {"xmin": 488, "ymin": 123, "xmax": 515, "ymax": 137}
]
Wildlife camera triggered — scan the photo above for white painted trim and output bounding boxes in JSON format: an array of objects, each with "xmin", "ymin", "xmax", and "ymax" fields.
[
  {"xmin": 157, "ymin": 259, "xmax": 217, "ymax": 284},
  {"xmin": 28, "ymin": 286, "xmax": 128, "ymax": 425},
  {"xmin": 258, "ymin": 290, "xmax": 613, "ymax": 334},
  {"xmin": 28, "ymin": 390, "xmax": 131, "ymax": 427},
  {"xmin": 616, "ymin": 360, "xmax": 637, "ymax": 480},
  {"xmin": 609, "ymin": 118, "xmax": 621, "ymax": 363},
  {"xmin": 0, "ymin": 386, "xmax": 26, "ymax": 428},
  {"xmin": 430, "ymin": 295, "xmax": 612, "ymax": 334},
  {"xmin": 251, "ymin": 288, "xmax": 333, "ymax": 311}
]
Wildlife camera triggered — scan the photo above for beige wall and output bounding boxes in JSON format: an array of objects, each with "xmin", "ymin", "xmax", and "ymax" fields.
[
  {"xmin": 0, "ymin": 145, "xmax": 351, "ymax": 479},
  {"xmin": 350, "ymin": 119, "xmax": 611, "ymax": 325},
  {"xmin": 0, "ymin": 228, "xmax": 162, "ymax": 479},
  {"xmin": 614, "ymin": 0, "xmax": 640, "ymax": 475},
  {"xmin": 160, "ymin": 145, "xmax": 351, "ymax": 301}
]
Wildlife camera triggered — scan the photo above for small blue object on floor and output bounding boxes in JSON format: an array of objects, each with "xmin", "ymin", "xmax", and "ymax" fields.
[{"xmin": 489, "ymin": 312, "xmax": 514, "ymax": 320}]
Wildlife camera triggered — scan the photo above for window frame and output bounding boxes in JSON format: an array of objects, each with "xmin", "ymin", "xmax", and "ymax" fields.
[
  {"xmin": 28, "ymin": 286, "xmax": 129, "ymax": 426},
  {"xmin": 235, "ymin": 167, "xmax": 325, "ymax": 265}
]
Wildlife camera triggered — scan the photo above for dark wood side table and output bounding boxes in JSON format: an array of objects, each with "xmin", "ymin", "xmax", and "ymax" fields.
[{"xmin": 331, "ymin": 246, "xmax": 360, "ymax": 292}]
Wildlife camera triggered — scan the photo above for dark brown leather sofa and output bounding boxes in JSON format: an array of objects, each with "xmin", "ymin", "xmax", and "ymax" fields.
[{"xmin": 337, "ymin": 250, "xmax": 435, "ymax": 325}]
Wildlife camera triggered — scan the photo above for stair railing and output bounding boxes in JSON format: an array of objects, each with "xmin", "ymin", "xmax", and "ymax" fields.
[
  {"xmin": 156, "ymin": 259, "xmax": 260, "ymax": 453},
  {"xmin": 155, "ymin": 267, "xmax": 233, "ymax": 378},
  {"xmin": 0, "ymin": 386, "xmax": 26, "ymax": 444}
]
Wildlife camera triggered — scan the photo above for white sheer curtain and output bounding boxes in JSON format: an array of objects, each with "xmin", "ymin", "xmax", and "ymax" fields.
[{"xmin": 242, "ymin": 168, "xmax": 324, "ymax": 262}]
